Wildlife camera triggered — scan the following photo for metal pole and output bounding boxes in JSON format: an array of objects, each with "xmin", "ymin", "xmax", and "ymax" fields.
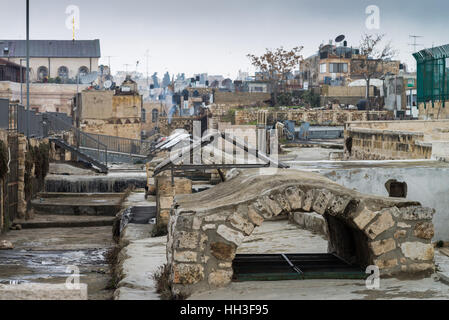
[
  {"xmin": 26, "ymin": 0, "xmax": 30, "ymax": 137},
  {"xmin": 20, "ymin": 59, "xmax": 23, "ymax": 104}
]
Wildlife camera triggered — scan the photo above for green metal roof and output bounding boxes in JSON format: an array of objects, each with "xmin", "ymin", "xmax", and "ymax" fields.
[{"xmin": 413, "ymin": 44, "xmax": 449, "ymax": 63}]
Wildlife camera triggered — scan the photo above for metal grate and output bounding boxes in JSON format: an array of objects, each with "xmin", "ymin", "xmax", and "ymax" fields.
[{"xmin": 232, "ymin": 253, "xmax": 368, "ymax": 281}]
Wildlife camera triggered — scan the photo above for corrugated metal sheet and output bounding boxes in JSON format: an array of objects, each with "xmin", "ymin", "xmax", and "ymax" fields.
[{"xmin": 0, "ymin": 40, "xmax": 101, "ymax": 58}]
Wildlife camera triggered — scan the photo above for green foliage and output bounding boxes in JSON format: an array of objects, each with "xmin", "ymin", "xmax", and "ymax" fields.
[
  {"xmin": 301, "ymin": 90, "xmax": 321, "ymax": 108},
  {"xmin": 221, "ymin": 109, "xmax": 236, "ymax": 124},
  {"xmin": 0, "ymin": 140, "xmax": 7, "ymax": 181}
]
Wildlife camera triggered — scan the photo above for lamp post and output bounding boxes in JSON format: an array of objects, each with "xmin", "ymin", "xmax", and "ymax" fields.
[
  {"xmin": 19, "ymin": 58, "xmax": 26, "ymax": 104},
  {"xmin": 26, "ymin": 0, "xmax": 30, "ymax": 137}
]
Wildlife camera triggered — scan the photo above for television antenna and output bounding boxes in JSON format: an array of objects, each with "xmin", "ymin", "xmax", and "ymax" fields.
[{"xmin": 408, "ymin": 35, "xmax": 423, "ymax": 53}]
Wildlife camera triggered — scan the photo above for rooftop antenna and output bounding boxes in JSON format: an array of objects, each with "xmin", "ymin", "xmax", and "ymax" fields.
[
  {"xmin": 104, "ymin": 56, "xmax": 116, "ymax": 75},
  {"xmin": 408, "ymin": 35, "xmax": 423, "ymax": 53},
  {"xmin": 145, "ymin": 50, "xmax": 150, "ymax": 87},
  {"xmin": 124, "ymin": 63, "xmax": 131, "ymax": 75}
]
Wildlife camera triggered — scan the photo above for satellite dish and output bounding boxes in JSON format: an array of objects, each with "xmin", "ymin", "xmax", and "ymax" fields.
[
  {"xmin": 79, "ymin": 71, "xmax": 98, "ymax": 84},
  {"xmin": 104, "ymin": 80, "xmax": 113, "ymax": 90},
  {"xmin": 335, "ymin": 35, "xmax": 345, "ymax": 43}
]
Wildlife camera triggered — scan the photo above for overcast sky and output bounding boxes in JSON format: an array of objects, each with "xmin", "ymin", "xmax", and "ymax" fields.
[{"xmin": 1, "ymin": 0, "xmax": 448, "ymax": 78}]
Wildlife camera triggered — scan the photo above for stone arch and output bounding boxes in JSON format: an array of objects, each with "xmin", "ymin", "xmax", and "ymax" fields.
[{"xmin": 167, "ymin": 169, "xmax": 435, "ymax": 297}]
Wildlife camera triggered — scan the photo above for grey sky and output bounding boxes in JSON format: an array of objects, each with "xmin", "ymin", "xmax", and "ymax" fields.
[{"xmin": 1, "ymin": 0, "xmax": 448, "ymax": 78}]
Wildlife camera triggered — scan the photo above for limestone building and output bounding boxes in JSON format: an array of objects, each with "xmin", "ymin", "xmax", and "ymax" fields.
[
  {"xmin": 0, "ymin": 40, "xmax": 100, "ymax": 83},
  {"xmin": 72, "ymin": 76, "xmax": 143, "ymax": 140}
]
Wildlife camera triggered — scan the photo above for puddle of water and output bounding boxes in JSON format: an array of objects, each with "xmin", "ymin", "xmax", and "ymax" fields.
[{"xmin": 0, "ymin": 248, "xmax": 108, "ymax": 283}]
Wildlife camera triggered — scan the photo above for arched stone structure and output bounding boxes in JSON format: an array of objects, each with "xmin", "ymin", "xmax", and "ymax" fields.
[{"xmin": 167, "ymin": 169, "xmax": 435, "ymax": 297}]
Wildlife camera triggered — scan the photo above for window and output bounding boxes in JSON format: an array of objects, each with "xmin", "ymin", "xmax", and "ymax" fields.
[
  {"xmin": 37, "ymin": 66, "xmax": 48, "ymax": 81},
  {"xmin": 152, "ymin": 109, "xmax": 158, "ymax": 123},
  {"xmin": 58, "ymin": 66, "xmax": 69, "ymax": 79},
  {"xmin": 78, "ymin": 66, "xmax": 89, "ymax": 77},
  {"xmin": 329, "ymin": 63, "xmax": 348, "ymax": 73},
  {"xmin": 141, "ymin": 108, "xmax": 146, "ymax": 123},
  {"xmin": 320, "ymin": 63, "xmax": 327, "ymax": 73}
]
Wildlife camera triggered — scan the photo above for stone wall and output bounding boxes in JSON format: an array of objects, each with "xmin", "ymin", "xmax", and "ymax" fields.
[
  {"xmin": 419, "ymin": 101, "xmax": 449, "ymax": 120},
  {"xmin": 158, "ymin": 116, "xmax": 205, "ymax": 136},
  {"xmin": 77, "ymin": 90, "xmax": 143, "ymax": 140},
  {"xmin": 156, "ymin": 175, "xmax": 192, "ymax": 229},
  {"xmin": 236, "ymin": 108, "xmax": 393, "ymax": 126},
  {"xmin": 345, "ymin": 129, "xmax": 432, "ymax": 160},
  {"xmin": 213, "ymin": 92, "xmax": 270, "ymax": 106},
  {"xmin": 167, "ymin": 169, "xmax": 435, "ymax": 297},
  {"xmin": 344, "ymin": 120, "xmax": 449, "ymax": 160}
]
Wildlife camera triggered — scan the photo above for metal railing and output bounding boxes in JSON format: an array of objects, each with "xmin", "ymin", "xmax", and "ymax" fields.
[
  {"xmin": 0, "ymin": 101, "xmax": 43, "ymax": 137},
  {"xmin": 83, "ymin": 132, "xmax": 152, "ymax": 157},
  {"xmin": 44, "ymin": 113, "xmax": 108, "ymax": 166}
]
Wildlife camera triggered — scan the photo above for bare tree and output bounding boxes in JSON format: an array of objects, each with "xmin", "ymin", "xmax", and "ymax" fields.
[
  {"xmin": 247, "ymin": 46, "xmax": 303, "ymax": 106},
  {"xmin": 352, "ymin": 34, "xmax": 397, "ymax": 108}
]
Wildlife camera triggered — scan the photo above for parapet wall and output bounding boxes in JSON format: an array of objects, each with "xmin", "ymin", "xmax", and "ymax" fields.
[
  {"xmin": 344, "ymin": 120, "xmax": 449, "ymax": 160},
  {"xmin": 214, "ymin": 92, "xmax": 270, "ymax": 106},
  {"xmin": 236, "ymin": 109, "xmax": 393, "ymax": 126}
]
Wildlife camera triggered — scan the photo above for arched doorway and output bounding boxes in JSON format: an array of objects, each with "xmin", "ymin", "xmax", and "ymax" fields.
[{"xmin": 167, "ymin": 169, "xmax": 435, "ymax": 296}]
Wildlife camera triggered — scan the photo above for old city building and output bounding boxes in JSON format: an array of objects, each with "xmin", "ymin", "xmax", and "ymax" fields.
[{"xmin": 0, "ymin": 40, "xmax": 100, "ymax": 82}]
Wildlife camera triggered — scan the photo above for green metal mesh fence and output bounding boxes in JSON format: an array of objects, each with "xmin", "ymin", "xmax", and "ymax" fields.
[{"xmin": 413, "ymin": 44, "xmax": 449, "ymax": 108}]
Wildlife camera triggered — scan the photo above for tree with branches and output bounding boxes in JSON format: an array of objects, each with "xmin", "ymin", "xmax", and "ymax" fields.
[
  {"xmin": 247, "ymin": 46, "xmax": 303, "ymax": 106},
  {"xmin": 352, "ymin": 33, "xmax": 397, "ymax": 108}
]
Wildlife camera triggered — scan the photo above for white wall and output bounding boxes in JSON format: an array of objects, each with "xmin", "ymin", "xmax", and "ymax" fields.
[{"xmin": 321, "ymin": 165, "xmax": 449, "ymax": 241}]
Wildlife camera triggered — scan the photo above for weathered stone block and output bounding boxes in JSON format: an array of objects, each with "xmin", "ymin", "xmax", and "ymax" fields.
[
  {"xmin": 374, "ymin": 257, "xmax": 398, "ymax": 269},
  {"xmin": 159, "ymin": 196, "xmax": 174, "ymax": 209},
  {"xmin": 253, "ymin": 199, "xmax": 272, "ymax": 219},
  {"xmin": 400, "ymin": 242, "xmax": 434, "ymax": 261},
  {"xmin": 414, "ymin": 222, "xmax": 434, "ymax": 240},
  {"xmin": 202, "ymin": 224, "xmax": 216, "ymax": 231},
  {"xmin": 210, "ymin": 242, "xmax": 236, "ymax": 261},
  {"xmin": 174, "ymin": 251, "xmax": 198, "ymax": 263},
  {"xmin": 327, "ymin": 196, "xmax": 351, "ymax": 216},
  {"xmin": 274, "ymin": 193, "xmax": 291, "ymax": 212},
  {"xmin": 353, "ymin": 208, "xmax": 377, "ymax": 230},
  {"xmin": 364, "ymin": 209, "xmax": 395, "ymax": 240},
  {"xmin": 208, "ymin": 270, "xmax": 233, "ymax": 287},
  {"xmin": 396, "ymin": 206, "xmax": 435, "ymax": 221},
  {"xmin": 370, "ymin": 238, "xmax": 396, "ymax": 256},
  {"xmin": 228, "ymin": 213, "xmax": 254, "ymax": 236},
  {"xmin": 402, "ymin": 263, "xmax": 434, "ymax": 273},
  {"xmin": 174, "ymin": 231, "xmax": 199, "ymax": 250},
  {"xmin": 248, "ymin": 206, "xmax": 264, "ymax": 226},
  {"xmin": 284, "ymin": 187, "xmax": 303, "ymax": 210},
  {"xmin": 204, "ymin": 213, "xmax": 227, "ymax": 222},
  {"xmin": 302, "ymin": 190, "xmax": 315, "ymax": 211},
  {"xmin": 217, "ymin": 224, "xmax": 245, "ymax": 246},
  {"xmin": 312, "ymin": 190, "xmax": 333, "ymax": 215},
  {"xmin": 192, "ymin": 217, "xmax": 202, "ymax": 230},
  {"xmin": 172, "ymin": 263, "xmax": 204, "ymax": 285},
  {"xmin": 397, "ymin": 222, "xmax": 411, "ymax": 228},
  {"xmin": 263, "ymin": 195, "xmax": 283, "ymax": 216}
]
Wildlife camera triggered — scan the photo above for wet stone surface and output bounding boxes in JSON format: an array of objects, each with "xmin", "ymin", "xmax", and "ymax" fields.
[{"xmin": 0, "ymin": 226, "xmax": 114, "ymax": 300}]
